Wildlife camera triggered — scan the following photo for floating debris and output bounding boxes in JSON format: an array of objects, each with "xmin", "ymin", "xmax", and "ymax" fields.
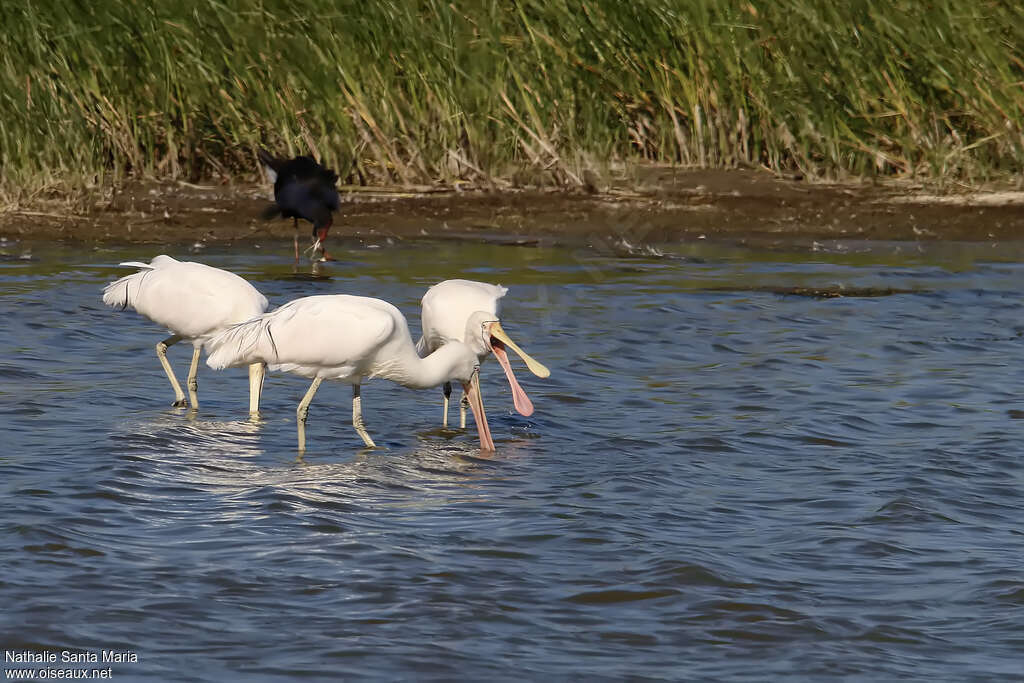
[
  {"xmin": 702, "ymin": 285, "xmax": 923, "ymax": 298},
  {"xmin": 273, "ymin": 272, "xmax": 332, "ymax": 281}
]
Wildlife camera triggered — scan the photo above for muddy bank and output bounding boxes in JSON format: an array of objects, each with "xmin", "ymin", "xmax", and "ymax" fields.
[{"xmin": 2, "ymin": 169, "xmax": 1023, "ymax": 250}]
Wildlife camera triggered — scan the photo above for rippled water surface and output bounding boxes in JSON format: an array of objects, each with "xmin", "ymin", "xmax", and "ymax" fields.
[{"xmin": 2, "ymin": 238, "xmax": 1023, "ymax": 680}]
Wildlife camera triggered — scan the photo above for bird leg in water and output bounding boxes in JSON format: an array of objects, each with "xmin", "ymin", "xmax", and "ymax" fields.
[
  {"xmin": 185, "ymin": 346, "xmax": 202, "ymax": 410},
  {"xmin": 460, "ymin": 392, "xmax": 469, "ymax": 429},
  {"xmin": 248, "ymin": 363, "xmax": 266, "ymax": 415},
  {"xmin": 303, "ymin": 238, "xmax": 333, "ymax": 263},
  {"xmin": 442, "ymin": 382, "xmax": 452, "ymax": 428},
  {"xmin": 352, "ymin": 384, "xmax": 376, "ymax": 448},
  {"xmin": 293, "ymin": 218, "xmax": 300, "ymax": 267},
  {"xmin": 296, "ymin": 376, "xmax": 323, "ymax": 452},
  {"xmin": 156, "ymin": 334, "xmax": 187, "ymax": 407},
  {"xmin": 303, "ymin": 231, "xmax": 334, "ymax": 263}
]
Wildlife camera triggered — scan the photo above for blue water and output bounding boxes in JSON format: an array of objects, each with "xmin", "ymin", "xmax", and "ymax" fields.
[{"xmin": 1, "ymin": 239, "xmax": 1023, "ymax": 680}]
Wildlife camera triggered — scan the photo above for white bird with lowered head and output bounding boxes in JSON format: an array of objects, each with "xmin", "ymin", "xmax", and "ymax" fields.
[
  {"xmin": 416, "ymin": 279, "xmax": 550, "ymax": 428},
  {"xmin": 101, "ymin": 255, "xmax": 269, "ymax": 412},
  {"xmin": 205, "ymin": 294, "xmax": 495, "ymax": 452}
]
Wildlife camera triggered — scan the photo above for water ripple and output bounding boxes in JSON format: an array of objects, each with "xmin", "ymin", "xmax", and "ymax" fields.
[{"xmin": 1, "ymin": 243, "xmax": 1023, "ymax": 679}]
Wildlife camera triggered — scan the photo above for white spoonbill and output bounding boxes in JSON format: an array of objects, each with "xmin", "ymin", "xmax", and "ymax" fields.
[
  {"xmin": 205, "ymin": 294, "xmax": 494, "ymax": 452},
  {"xmin": 416, "ymin": 279, "xmax": 550, "ymax": 428},
  {"xmin": 102, "ymin": 255, "xmax": 269, "ymax": 412}
]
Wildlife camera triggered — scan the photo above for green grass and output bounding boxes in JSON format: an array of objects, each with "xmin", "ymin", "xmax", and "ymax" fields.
[{"xmin": 1, "ymin": 0, "xmax": 1022, "ymax": 203}]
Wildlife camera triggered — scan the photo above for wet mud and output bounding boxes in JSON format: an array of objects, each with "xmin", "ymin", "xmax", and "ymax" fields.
[{"xmin": 2, "ymin": 168, "xmax": 1023, "ymax": 249}]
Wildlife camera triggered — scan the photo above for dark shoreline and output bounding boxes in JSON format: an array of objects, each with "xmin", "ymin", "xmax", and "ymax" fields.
[{"xmin": 2, "ymin": 169, "xmax": 1023, "ymax": 248}]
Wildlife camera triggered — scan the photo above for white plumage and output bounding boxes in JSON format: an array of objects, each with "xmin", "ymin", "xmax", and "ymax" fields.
[
  {"xmin": 206, "ymin": 294, "xmax": 495, "ymax": 451},
  {"xmin": 417, "ymin": 279, "xmax": 508, "ymax": 359},
  {"xmin": 102, "ymin": 255, "xmax": 269, "ymax": 411},
  {"xmin": 416, "ymin": 279, "xmax": 550, "ymax": 428}
]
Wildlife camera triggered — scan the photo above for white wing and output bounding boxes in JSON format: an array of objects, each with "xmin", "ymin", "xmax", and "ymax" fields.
[
  {"xmin": 206, "ymin": 295, "xmax": 400, "ymax": 379},
  {"xmin": 102, "ymin": 256, "xmax": 268, "ymax": 341},
  {"xmin": 419, "ymin": 279, "xmax": 507, "ymax": 353}
]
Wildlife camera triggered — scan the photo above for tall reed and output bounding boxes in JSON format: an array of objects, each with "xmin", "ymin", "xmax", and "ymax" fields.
[{"xmin": 1, "ymin": 0, "xmax": 1021, "ymax": 202}]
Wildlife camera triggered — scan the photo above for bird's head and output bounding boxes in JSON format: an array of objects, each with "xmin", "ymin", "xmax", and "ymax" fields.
[
  {"xmin": 462, "ymin": 312, "xmax": 550, "ymax": 417},
  {"xmin": 464, "ymin": 312, "xmax": 550, "ymax": 377},
  {"xmin": 311, "ymin": 207, "xmax": 333, "ymax": 244}
]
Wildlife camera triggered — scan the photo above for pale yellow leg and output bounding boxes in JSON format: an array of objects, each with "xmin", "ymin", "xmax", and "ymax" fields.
[
  {"xmin": 248, "ymin": 363, "xmax": 266, "ymax": 415},
  {"xmin": 186, "ymin": 346, "xmax": 201, "ymax": 410},
  {"xmin": 156, "ymin": 335, "xmax": 187, "ymax": 407},
  {"xmin": 442, "ymin": 382, "xmax": 451, "ymax": 428},
  {"xmin": 353, "ymin": 384, "xmax": 376, "ymax": 448},
  {"xmin": 460, "ymin": 392, "xmax": 469, "ymax": 429},
  {"xmin": 293, "ymin": 218, "xmax": 300, "ymax": 267},
  {"xmin": 296, "ymin": 377, "xmax": 323, "ymax": 452}
]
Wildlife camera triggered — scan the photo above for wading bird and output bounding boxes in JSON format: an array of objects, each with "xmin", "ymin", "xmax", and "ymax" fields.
[
  {"xmin": 416, "ymin": 279, "xmax": 550, "ymax": 428},
  {"xmin": 258, "ymin": 149, "xmax": 340, "ymax": 265},
  {"xmin": 102, "ymin": 255, "xmax": 269, "ymax": 412},
  {"xmin": 205, "ymin": 294, "xmax": 494, "ymax": 452}
]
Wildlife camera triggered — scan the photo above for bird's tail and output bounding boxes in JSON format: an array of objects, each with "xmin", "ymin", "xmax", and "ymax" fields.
[
  {"xmin": 102, "ymin": 271, "xmax": 147, "ymax": 311},
  {"xmin": 260, "ymin": 204, "xmax": 283, "ymax": 221},
  {"xmin": 117, "ymin": 261, "xmax": 152, "ymax": 270},
  {"xmin": 100, "ymin": 256, "xmax": 177, "ymax": 310},
  {"xmin": 257, "ymin": 148, "xmax": 280, "ymax": 183},
  {"xmin": 206, "ymin": 315, "xmax": 279, "ymax": 370}
]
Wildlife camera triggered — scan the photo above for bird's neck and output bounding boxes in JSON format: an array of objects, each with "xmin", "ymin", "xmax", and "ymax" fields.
[{"xmin": 378, "ymin": 343, "xmax": 470, "ymax": 390}]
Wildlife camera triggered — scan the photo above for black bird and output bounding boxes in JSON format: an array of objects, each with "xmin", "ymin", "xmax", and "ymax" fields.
[{"xmin": 258, "ymin": 149, "xmax": 340, "ymax": 264}]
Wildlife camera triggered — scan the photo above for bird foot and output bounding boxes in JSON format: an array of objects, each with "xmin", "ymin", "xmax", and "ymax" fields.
[{"xmin": 304, "ymin": 239, "xmax": 335, "ymax": 262}]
